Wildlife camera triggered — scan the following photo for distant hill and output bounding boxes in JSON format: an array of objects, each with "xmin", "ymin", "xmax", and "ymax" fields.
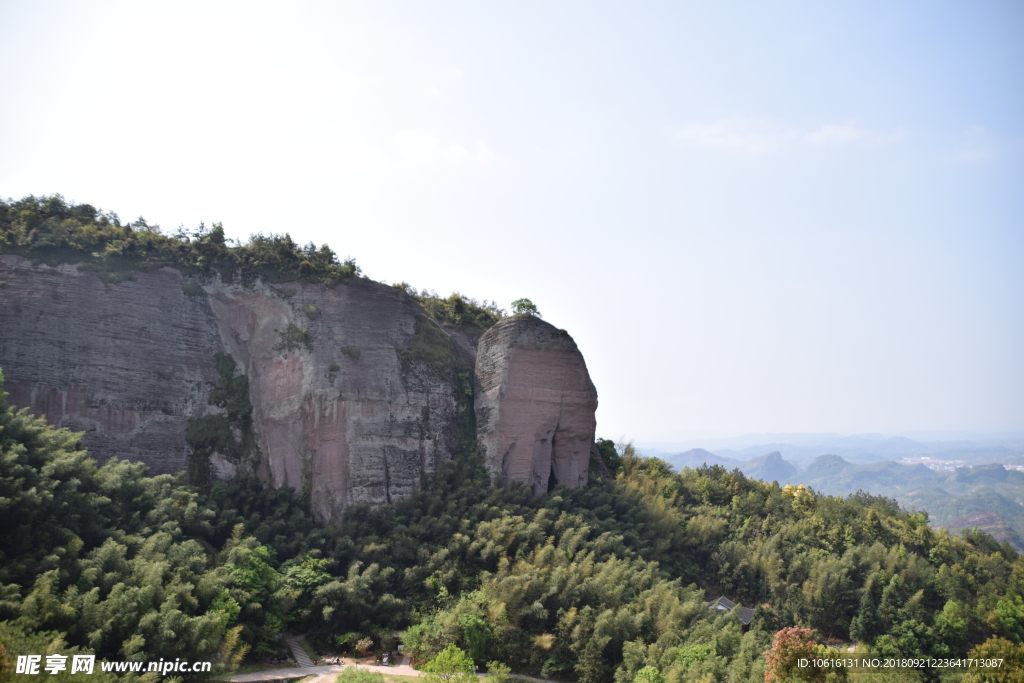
[
  {"xmin": 665, "ymin": 449, "xmax": 800, "ymax": 484},
  {"xmin": 658, "ymin": 443, "xmax": 1024, "ymax": 550},
  {"xmin": 741, "ymin": 451, "xmax": 799, "ymax": 483},
  {"xmin": 799, "ymin": 454, "xmax": 945, "ymax": 492},
  {"xmin": 651, "ymin": 436, "xmax": 1024, "ymax": 551},
  {"xmin": 797, "ymin": 455, "xmax": 1024, "ymax": 550},
  {"xmin": 667, "ymin": 448, "xmax": 742, "ymax": 469},
  {"xmin": 645, "ymin": 433, "xmax": 1024, "ymax": 469}
]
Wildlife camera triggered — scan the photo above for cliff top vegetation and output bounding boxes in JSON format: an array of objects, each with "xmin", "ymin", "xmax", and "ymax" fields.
[
  {"xmin": 1, "ymin": 194, "xmax": 508, "ymax": 334},
  {"xmin": 0, "ymin": 194, "xmax": 361, "ymax": 287},
  {"xmin": 392, "ymin": 282, "xmax": 506, "ymax": 333}
]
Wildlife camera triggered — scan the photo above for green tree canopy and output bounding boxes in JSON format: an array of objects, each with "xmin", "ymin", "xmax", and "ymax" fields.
[
  {"xmin": 423, "ymin": 644, "xmax": 477, "ymax": 683},
  {"xmin": 510, "ymin": 298, "xmax": 540, "ymax": 317}
]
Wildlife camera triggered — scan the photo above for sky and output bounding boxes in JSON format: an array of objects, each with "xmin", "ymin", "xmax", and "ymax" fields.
[{"xmin": 1, "ymin": 1, "xmax": 1022, "ymax": 445}]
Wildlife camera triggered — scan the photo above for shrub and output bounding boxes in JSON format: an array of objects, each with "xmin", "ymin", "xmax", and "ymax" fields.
[
  {"xmin": 338, "ymin": 668, "xmax": 385, "ymax": 683},
  {"xmin": 413, "ymin": 291, "xmax": 505, "ymax": 332},
  {"xmin": 397, "ymin": 315, "xmax": 453, "ymax": 375},
  {"xmin": 340, "ymin": 346, "xmax": 361, "ymax": 360},
  {"xmin": 510, "ymin": 298, "xmax": 540, "ymax": 317},
  {"xmin": 182, "ymin": 282, "xmax": 205, "ymax": 297},
  {"xmin": 485, "ymin": 661, "xmax": 510, "ymax": 683},
  {"xmin": 423, "ymin": 645, "xmax": 476, "ymax": 683},
  {"xmin": 278, "ymin": 324, "xmax": 311, "ymax": 352},
  {"xmin": 302, "ymin": 303, "xmax": 321, "ymax": 320}
]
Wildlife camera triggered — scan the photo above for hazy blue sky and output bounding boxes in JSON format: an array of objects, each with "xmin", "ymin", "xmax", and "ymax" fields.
[{"xmin": 2, "ymin": 1, "xmax": 1022, "ymax": 443}]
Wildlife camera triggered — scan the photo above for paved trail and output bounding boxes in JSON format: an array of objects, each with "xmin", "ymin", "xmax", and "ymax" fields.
[{"xmin": 226, "ymin": 656, "xmax": 559, "ymax": 683}]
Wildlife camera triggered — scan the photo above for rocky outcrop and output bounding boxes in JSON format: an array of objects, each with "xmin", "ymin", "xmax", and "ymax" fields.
[
  {"xmin": 475, "ymin": 316, "xmax": 598, "ymax": 493},
  {"xmin": 0, "ymin": 255, "xmax": 468, "ymax": 523},
  {"xmin": 0, "ymin": 254, "xmax": 600, "ymax": 516},
  {"xmin": 206, "ymin": 277, "xmax": 468, "ymax": 523},
  {"xmin": 0, "ymin": 258, "xmax": 225, "ymax": 474}
]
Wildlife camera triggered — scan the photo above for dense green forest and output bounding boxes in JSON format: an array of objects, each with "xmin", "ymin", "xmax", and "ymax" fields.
[
  {"xmin": 3, "ymin": 367, "xmax": 1024, "ymax": 682},
  {"xmin": 797, "ymin": 456, "xmax": 1024, "ymax": 551},
  {"xmin": 4, "ymin": 194, "xmax": 1024, "ymax": 681}
]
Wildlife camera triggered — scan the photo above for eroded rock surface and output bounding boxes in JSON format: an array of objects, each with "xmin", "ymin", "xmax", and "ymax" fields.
[
  {"xmin": 475, "ymin": 315, "xmax": 598, "ymax": 493},
  {"xmin": 0, "ymin": 253, "xmax": 598, "ymax": 515},
  {"xmin": 0, "ymin": 258, "xmax": 224, "ymax": 474},
  {"xmin": 0, "ymin": 255, "xmax": 467, "ymax": 522}
]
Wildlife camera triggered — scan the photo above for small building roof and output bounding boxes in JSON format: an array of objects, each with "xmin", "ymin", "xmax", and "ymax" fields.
[{"xmin": 707, "ymin": 596, "xmax": 755, "ymax": 625}]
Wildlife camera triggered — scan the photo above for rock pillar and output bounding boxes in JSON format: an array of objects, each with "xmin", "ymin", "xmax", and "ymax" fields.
[{"xmin": 474, "ymin": 315, "xmax": 598, "ymax": 493}]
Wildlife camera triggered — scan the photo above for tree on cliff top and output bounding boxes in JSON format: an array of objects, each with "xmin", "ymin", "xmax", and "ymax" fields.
[
  {"xmin": 0, "ymin": 194, "xmax": 361, "ymax": 287},
  {"xmin": 511, "ymin": 298, "xmax": 540, "ymax": 317}
]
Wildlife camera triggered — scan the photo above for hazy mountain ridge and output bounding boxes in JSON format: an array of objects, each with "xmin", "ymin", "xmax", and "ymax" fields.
[
  {"xmin": 652, "ymin": 439, "xmax": 1024, "ymax": 551},
  {"xmin": 646, "ymin": 433, "xmax": 1024, "ymax": 469}
]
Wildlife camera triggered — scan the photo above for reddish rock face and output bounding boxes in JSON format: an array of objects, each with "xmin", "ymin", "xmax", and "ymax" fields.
[
  {"xmin": 0, "ymin": 255, "xmax": 467, "ymax": 523},
  {"xmin": 0, "ymin": 258, "xmax": 225, "ymax": 474},
  {"xmin": 0, "ymin": 253, "xmax": 598, "ymax": 516},
  {"xmin": 475, "ymin": 316, "xmax": 598, "ymax": 493}
]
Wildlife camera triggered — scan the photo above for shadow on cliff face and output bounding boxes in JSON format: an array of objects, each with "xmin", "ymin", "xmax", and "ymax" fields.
[
  {"xmin": 186, "ymin": 352, "xmax": 259, "ymax": 486},
  {"xmin": 396, "ymin": 313, "xmax": 479, "ymax": 484}
]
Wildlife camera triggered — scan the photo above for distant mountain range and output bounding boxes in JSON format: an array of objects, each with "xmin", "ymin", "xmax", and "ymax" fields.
[
  {"xmin": 643, "ymin": 433, "xmax": 1024, "ymax": 469},
  {"xmin": 644, "ymin": 436, "xmax": 1024, "ymax": 551},
  {"xmin": 672, "ymin": 448, "xmax": 799, "ymax": 483}
]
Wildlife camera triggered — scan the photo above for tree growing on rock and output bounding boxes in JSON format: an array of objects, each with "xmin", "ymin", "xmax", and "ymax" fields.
[{"xmin": 511, "ymin": 298, "xmax": 541, "ymax": 317}]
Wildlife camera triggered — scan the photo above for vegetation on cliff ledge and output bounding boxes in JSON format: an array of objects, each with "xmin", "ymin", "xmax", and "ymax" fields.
[
  {"xmin": 393, "ymin": 282, "xmax": 506, "ymax": 333},
  {"xmin": 3, "ymin": 368, "xmax": 1024, "ymax": 682},
  {"xmin": 0, "ymin": 194, "xmax": 361, "ymax": 286},
  {"xmin": 186, "ymin": 353, "xmax": 260, "ymax": 486}
]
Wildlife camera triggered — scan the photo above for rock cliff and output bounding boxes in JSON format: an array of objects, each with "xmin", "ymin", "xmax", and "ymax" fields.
[
  {"xmin": 0, "ymin": 254, "xmax": 598, "ymax": 517},
  {"xmin": 0, "ymin": 255, "xmax": 469, "ymax": 522},
  {"xmin": 475, "ymin": 316, "xmax": 598, "ymax": 493}
]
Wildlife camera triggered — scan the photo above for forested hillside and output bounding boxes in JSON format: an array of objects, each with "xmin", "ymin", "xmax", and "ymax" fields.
[
  {"xmin": 2, "ymin": 193, "xmax": 1023, "ymax": 680},
  {"xmin": 667, "ymin": 447, "xmax": 1024, "ymax": 553},
  {"xmin": 3, "ymin": 369, "xmax": 1024, "ymax": 682},
  {"xmin": 799, "ymin": 456, "xmax": 1024, "ymax": 551}
]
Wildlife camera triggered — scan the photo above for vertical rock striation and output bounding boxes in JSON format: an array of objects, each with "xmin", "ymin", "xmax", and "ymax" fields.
[
  {"xmin": 0, "ymin": 255, "xmax": 467, "ymax": 523},
  {"xmin": 0, "ymin": 257, "xmax": 224, "ymax": 474},
  {"xmin": 206, "ymin": 277, "xmax": 468, "ymax": 523},
  {"xmin": 475, "ymin": 315, "xmax": 598, "ymax": 493},
  {"xmin": 0, "ymin": 254, "xmax": 599, "ymax": 515}
]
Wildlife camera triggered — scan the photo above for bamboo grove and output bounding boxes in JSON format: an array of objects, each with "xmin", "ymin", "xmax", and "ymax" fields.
[{"xmin": 3, "ymin": 367, "xmax": 1024, "ymax": 683}]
